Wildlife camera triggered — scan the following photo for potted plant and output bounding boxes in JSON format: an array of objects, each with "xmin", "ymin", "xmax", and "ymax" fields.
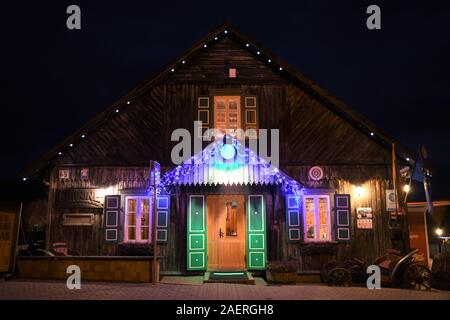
[{"xmin": 266, "ymin": 260, "xmax": 298, "ymax": 284}]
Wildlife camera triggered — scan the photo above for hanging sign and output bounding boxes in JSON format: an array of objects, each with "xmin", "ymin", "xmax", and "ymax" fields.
[
  {"xmin": 80, "ymin": 168, "xmax": 89, "ymax": 180},
  {"xmin": 308, "ymin": 166, "xmax": 324, "ymax": 181},
  {"xmin": 356, "ymin": 207, "xmax": 373, "ymax": 229},
  {"xmin": 385, "ymin": 189, "xmax": 398, "ymax": 211},
  {"xmin": 59, "ymin": 169, "xmax": 70, "ymax": 180}
]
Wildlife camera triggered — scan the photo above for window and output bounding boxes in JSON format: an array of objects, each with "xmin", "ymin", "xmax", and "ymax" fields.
[
  {"xmin": 125, "ymin": 197, "xmax": 152, "ymax": 243},
  {"xmin": 302, "ymin": 195, "xmax": 331, "ymax": 241},
  {"xmin": 226, "ymin": 201, "xmax": 238, "ymax": 236},
  {"xmin": 214, "ymin": 96, "xmax": 241, "ymax": 136}
]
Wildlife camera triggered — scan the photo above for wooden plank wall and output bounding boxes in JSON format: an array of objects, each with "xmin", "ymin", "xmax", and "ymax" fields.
[
  {"xmin": 54, "ymin": 36, "xmax": 392, "ymax": 168},
  {"xmin": 46, "ymin": 165, "xmax": 402, "ymax": 273}
]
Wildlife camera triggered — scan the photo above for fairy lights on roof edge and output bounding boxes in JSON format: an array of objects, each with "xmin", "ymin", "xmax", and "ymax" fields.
[{"xmin": 159, "ymin": 136, "xmax": 305, "ymax": 197}]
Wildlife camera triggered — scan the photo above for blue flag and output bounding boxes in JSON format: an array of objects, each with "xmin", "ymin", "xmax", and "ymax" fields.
[{"xmin": 411, "ymin": 153, "xmax": 424, "ymax": 182}]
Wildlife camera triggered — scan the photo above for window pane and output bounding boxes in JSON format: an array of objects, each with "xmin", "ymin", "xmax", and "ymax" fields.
[
  {"xmin": 318, "ymin": 198, "xmax": 328, "ymax": 240},
  {"xmin": 127, "ymin": 198, "xmax": 137, "ymax": 227},
  {"xmin": 128, "ymin": 212, "xmax": 136, "ymax": 226},
  {"xmin": 216, "ymin": 101, "xmax": 226, "ymax": 110},
  {"xmin": 319, "ymin": 225, "xmax": 328, "ymax": 240},
  {"xmin": 128, "ymin": 199, "xmax": 136, "ymax": 212},
  {"xmin": 141, "ymin": 227, "xmax": 149, "ymax": 240},
  {"xmin": 305, "ymin": 198, "xmax": 315, "ymax": 239},
  {"xmin": 318, "ymin": 198, "xmax": 327, "ymax": 225},
  {"xmin": 128, "ymin": 227, "xmax": 136, "ymax": 240},
  {"xmin": 226, "ymin": 202, "xmax": 238, "ymax": 237}
]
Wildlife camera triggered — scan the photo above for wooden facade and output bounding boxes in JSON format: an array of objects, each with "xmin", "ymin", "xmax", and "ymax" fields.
[{"xmin": 22, "ymin": 23, "xmax": 413, "ymax": 275}]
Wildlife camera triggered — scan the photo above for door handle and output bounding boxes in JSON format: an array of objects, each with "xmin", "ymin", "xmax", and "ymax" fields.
[{"xmin": 219, "ymin": 228, "xmax": 224, "ymax": 238}]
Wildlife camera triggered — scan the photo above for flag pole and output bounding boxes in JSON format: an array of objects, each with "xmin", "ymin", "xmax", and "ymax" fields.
[
  {"xmin": 151, "ymin": 161, "xmax": 158, "ymax": 285},
  {"xmin": 392, "ymin": 143, "xmax": 399, "ymax": 220}
]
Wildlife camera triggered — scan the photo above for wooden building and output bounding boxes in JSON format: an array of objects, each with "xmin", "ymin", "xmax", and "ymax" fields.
[{"xmin": 21, "ymin": 23, "xmax": 415, "ymax": 275}]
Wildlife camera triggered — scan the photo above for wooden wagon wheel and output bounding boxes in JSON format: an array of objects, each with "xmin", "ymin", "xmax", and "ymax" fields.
[
  {"xmin": 403, "ymin": 264, "xmax": 432, "ymax": 290},
  {"xmin": 320, "ymin": 261, "xmax": 339, "ymax": 283},
  {"xmin": 327, "ymin": 268, "xmax": 353, "ymax": 287}
]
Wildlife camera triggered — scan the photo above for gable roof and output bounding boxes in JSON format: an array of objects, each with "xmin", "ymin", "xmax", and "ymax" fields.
[{"xmin": 21, "ymin": 22, "xmax": 414, "ymax": 179}]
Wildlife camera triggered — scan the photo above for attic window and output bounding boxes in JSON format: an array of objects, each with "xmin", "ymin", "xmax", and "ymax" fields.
[{"xmin": 228, "ymin": 68, "xmax": 237, "ymax": 78}]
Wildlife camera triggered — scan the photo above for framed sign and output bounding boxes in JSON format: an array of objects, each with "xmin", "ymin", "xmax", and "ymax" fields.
[
  {"xmin": 80, "ymin": 168, "xmax": 89, "ymax": 180},
  {"xmin": 59, "ymin": 169, "xmax": 70, "ymax": 180},
  {"xmin": 62, "ymin": 213, "xmax": 95, "ymax": 226},
  {"xmin": 356, "ymin": 207, "xmax": 373, "ymax": 229},
  {"xmin": 386, "ymin": 189, "xmax": 398, "ymax": 211}
]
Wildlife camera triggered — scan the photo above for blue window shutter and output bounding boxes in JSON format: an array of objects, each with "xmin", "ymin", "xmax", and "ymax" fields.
[
  {"xmin": 156, "ymin": 195, "xmax": 170, "ymax": 243},
  {"xmin": 285, "ymin": 195, "xmax": 302, "ymax": 242},
  {"xmin": 104, "ymin": 195, "xmax": 120, "ymax": 243},
  {"xmin": 334, "ymin": 194, "xmax": 352, "ymax": 242}
]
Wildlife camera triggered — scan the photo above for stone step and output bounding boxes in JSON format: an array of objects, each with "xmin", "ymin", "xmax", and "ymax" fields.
[{"xmin": 203, "ymin": 272, "xmax": 255, "ymax": 285}]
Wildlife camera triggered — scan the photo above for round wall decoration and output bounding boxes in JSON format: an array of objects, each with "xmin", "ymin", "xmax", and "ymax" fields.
[{"xmin": 308, "ymin": 166, "xmax": 324, "ymax": 181}]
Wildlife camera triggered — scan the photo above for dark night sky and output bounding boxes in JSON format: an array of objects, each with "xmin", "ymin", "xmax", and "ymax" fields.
[{"xmin": 1, "ymin": 0, "xmax": 450, "ymax": 200}]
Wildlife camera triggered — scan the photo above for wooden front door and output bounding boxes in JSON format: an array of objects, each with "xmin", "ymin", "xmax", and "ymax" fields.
[{"xmin": 207, "ymin": 195, "xmax": 246, "ymax": 271}]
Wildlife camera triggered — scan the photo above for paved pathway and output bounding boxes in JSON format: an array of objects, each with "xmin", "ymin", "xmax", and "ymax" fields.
[{"xmin": 1, "ymin": 278, "xmax": 449, "ymax": 300}]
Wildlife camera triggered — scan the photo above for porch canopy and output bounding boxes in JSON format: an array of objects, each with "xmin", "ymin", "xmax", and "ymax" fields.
[{"xmin": 160, "ymin": 136, "xmax": 304, "ymax": 196}]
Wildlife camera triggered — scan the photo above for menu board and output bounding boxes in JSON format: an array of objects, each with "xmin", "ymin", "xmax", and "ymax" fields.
[{"xmin": 356, "ymin": 207, "xmax": 373, "ymax": 229}]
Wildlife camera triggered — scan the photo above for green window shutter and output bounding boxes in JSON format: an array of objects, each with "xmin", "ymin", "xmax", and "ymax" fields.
[
  {"xmin": 187, "ymin": 195, "xmax": 207, "ymax": 270},
  {"xmin": 334, "ymin": 194, "xmax": 352, "ymax": 242},
  {"xmin": 156, "ymin": 195, "xmax": 170, "ymax": 243},
  {"xmin": 104, "ymin": 195, "xmax": 120, "ymax": 243},
  {"xmin": 246, "ymin": 195, "xmax": 266, "ymax": 270},
  {"xmin": 285, "ymin": 195, "xmax": 302, "ymax": 242}
]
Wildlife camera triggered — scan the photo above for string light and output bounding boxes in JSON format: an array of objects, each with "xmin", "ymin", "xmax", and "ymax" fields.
[
  {"xmin": 171, "ymin": 68, "xmax": 175, "ymax": 72},
  {"xmin": 406, "ymin": 157, "xmax": 410, "ymax": 161},
  {"xmin": 81, "ymin": 134, "xmax": 86, "ymax": 138},
  {"xmin": 279, "ymin": 67, "xmax": 283, "ymax": 71},
  {"xmin": 268, "ymin": 59, "xmax": 271, "ymax": 63},
  {"xmin": 115, "ymin": 109, "xmax": 120, "ymax": 113},
  {"xmin": 127, "ymin": 101, "xmax": 131, "ymax": 105},
  {"xmin": 224, "ymin": 30, "xmax": 228, "ymax": 34},
  {"xmin": 182, "ymin": 60, "xmax": 186, "ymax": 64},
  {"xmin": 58, "ymin": 152, "xmax": 62, "ymax": 155},
  {"xmin": 160, "ymin": 136, "xmax": 305, "ymax": 197},
  {"xmin": 69, "ymin": 144, "xmax": 73, "ymax": 147},
  {"xmin": 22, "ymin": 177, "xmax": 28, "ymax": 181},
  {"xmin": 214, "ymin": 37, "xmax": 218, "ymax": 40},
  {"xmin": 203, "ymin": 44, "xmax": 207, "ymax": 48},
  {"xmin": 257, "ymin": 51, "xmax": 260, "ymax": 55},
  {"xmin": 246, "ymin": 43, "xmax": 250, "ymax": 47}
]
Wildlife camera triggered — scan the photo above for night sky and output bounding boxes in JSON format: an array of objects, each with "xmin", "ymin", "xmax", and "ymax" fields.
[{"xmin": 1, "ymin": 1, "xmax": 450, "ymax": 200}]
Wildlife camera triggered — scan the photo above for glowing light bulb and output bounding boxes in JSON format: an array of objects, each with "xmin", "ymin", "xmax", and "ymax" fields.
[
  {"xmin": 355, "ymin": 185, "xmax": 365, "ymax": 197},
  {"xmin": 403, "ymin": 184, "xmax": 410, "ymax": 193}
]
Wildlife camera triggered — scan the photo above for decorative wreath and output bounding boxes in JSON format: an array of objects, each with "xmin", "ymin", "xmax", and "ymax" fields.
[{"xmin": 308, "ymin": 166, "xmax": 324, "ymax": 181}]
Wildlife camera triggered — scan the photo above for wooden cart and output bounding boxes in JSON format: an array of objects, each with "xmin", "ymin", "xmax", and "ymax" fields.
[{"xmin": 321, "ymin": 249, "xmax": 432, "ymax": 290}]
